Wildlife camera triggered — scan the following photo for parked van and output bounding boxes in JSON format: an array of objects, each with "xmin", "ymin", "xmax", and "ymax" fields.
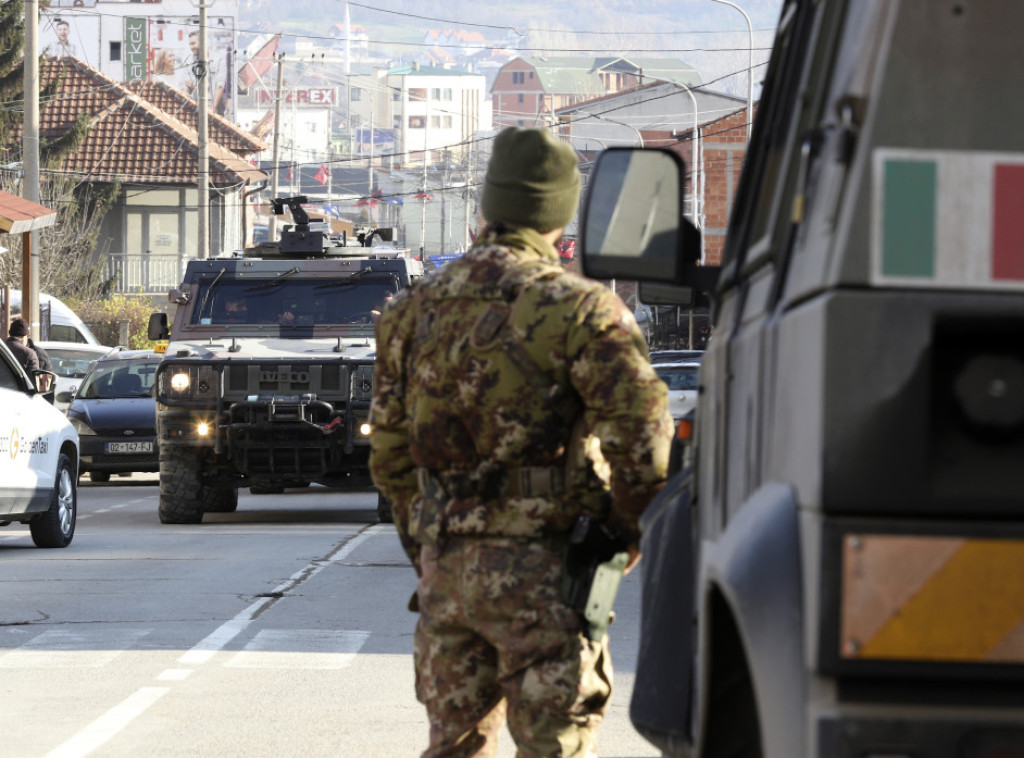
[{"xmin": 6, "ymin": 290, "xmax": 103, "ymax": 346}]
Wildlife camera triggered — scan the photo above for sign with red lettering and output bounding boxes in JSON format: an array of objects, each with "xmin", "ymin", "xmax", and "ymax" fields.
[{"xmin": 255, "ymin": 88, "xmax": 337, "ymax": 106}]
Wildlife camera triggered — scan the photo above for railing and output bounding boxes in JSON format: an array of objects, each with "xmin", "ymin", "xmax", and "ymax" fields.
[{"xmin": 109, "ymin": 255, "xmax": 182, "ymax": 294}]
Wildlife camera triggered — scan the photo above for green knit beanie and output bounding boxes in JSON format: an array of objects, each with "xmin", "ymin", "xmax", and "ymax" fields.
[{"xmin": 481, "ymin": 127, "xmax": 581, "ymax": 233}]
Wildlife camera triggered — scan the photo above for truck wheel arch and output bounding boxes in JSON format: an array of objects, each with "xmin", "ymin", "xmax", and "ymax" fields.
[{"xmin": 698, "ymin": 482, "xmax": 804, "ymax": 758}]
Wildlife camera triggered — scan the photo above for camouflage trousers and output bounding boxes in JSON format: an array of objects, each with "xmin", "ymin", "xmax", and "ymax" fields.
[{"xmin": 414, "ymin": 536, "xmax": 613, "ymax": 758}]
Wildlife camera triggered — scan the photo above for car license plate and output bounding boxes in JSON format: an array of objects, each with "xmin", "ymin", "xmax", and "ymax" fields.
[{"xmin": 105, "ymin": 441, "xmax": 153, "ymax": 454}]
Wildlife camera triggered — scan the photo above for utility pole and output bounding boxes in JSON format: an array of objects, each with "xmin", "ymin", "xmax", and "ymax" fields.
[
  {"xmin": 197, "ymin": 1, "xmax": 210, "ymax": 259},
  {"xmin": 268, "ymin": 54, "xmax": 284, "ymax": 242},
  {"xmin": 368, "ymin": 92, "xmax": 374, "ymax": 223},
  {"xmin": 420, "ymin": 96, "xmax": 428, "ymax": 257},
  {"xmin": 22, "ymin": 0, "xmax": 40, "ymax": 338}
]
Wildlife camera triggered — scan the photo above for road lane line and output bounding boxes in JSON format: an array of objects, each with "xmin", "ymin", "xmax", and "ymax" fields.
[
  {"xmin": 45, "ymin": 687, "xmax": 169, "ymax": 758},
  {"xmin": 178, "ymin": 527, "xmax": 376, "ymax": 666}
]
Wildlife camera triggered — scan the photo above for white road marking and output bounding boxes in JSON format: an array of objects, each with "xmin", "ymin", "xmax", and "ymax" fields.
[
  {"xmin": 0, "ymin": 629, "xmax": 150, "ymax": 668},
  {"xmin": 178, "ymin": 528, "xmax": 376, "ymax": 665},
  {"xmin": 155, "ymin": 668, "xmax": 193, "ymax": 681},
  {"xmin": 225, "ymin": 629, "xmax": 370, "ymax": 669},
  {"xmin": 22, "ymin": 527, "xmax": 379, "ymax": 756},
  {"xmin": 45, "ymin": 687, "xmax": 169, "ymax": 758}
]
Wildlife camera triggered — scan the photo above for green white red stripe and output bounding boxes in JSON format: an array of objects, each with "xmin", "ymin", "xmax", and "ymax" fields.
[{"xmin": 873, "ymin": 149, "xmax": 1024, "ymax": 288}]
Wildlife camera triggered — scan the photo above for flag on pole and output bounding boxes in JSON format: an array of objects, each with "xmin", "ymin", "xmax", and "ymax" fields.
[
  {"xmin": 414, "ymin": 192, "xmax": 433, "ymax": 201},
  {"xmin": 315, "ymin": 164, "xmax": 329, "ymax": 186}
]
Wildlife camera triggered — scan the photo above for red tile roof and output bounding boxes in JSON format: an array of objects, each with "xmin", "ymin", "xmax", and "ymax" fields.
[
  {"xmin": 126, "ymin": 80, "xmax": 267, "ymax": 155},
  {"xmin": 12, "ymin": 58, "xmax": 267, "ymax": 187}
]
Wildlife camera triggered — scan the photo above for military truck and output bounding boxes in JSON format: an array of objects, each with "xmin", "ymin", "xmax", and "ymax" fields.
[
  {"xmin": 148, "ymin": 197, "xmax": 422, "ymax": 524},
  {"xmin": 580, "ymin": 2, "xmax": 1024, "ymax": 757}
]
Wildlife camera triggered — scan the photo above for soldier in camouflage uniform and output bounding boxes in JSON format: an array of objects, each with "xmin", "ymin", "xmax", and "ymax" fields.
[{"xmin": 370, "ymin": 126, "xmax": 673, "ymax": 758}]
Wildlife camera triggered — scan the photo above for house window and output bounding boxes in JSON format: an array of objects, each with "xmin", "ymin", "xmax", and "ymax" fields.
[
  {"xmin": 512, "ymin": 71, "xmax": 524, "ymax": 84},
  {"xmin": 110, "ymin": 41, "xmax": 122, "ymax": 61},
  {"xmin": 351, "ymin": 87, "xmax": 361, "ymax": 101},
  {"xmin": 443, "ymin": 115, "xmax": 452, "ymax": 128},
  {"xmin": 409, "ymin": 115, "xmax": 425, "ymax": 129},
  {"xmin": 518, "ymin": 93, "xmax": 524, "ymax": 103},
  {"xmin": 394, "ymin": 115, "xmax": 402, "ymax": 129},
  {"xmin": 441, "ymin": 88, "xmax": 452, "ymax": 100},
  {"xmin": 409, "ymin": 88, "xmax": 427, "ymax": 101}
]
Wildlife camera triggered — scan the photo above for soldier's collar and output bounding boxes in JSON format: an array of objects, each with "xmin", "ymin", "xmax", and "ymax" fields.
[{"xmin": 473, "ymin": 223, "xmax": 560, "ymax": 262}]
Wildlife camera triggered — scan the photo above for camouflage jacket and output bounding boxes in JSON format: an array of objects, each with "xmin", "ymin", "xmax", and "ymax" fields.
[{"xmin": 370, "ymin": 225, "xmax": 672, "ymax": 563}]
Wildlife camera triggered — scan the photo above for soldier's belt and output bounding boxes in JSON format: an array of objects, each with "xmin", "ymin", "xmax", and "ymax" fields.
[{"xmin": 417, "ymin": 466, "xmax": 566, "ymax": 501}]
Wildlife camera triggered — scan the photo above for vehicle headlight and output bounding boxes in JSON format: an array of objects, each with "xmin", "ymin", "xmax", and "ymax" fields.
[
  {"xmin": 170, "ymin": 372, "xmax": 190, "ymax": 392},
  {"xmin": 68, "ymin": 414, "xmax": 95, "ymax": 436}
]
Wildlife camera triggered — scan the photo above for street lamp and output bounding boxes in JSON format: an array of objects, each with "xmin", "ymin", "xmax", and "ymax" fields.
[
  {"xmin": 653, "ymin": 79, "xmax": 700, "ymax": 228},
  {"xmin": 711, "ymin": 0, "xmax": 753, "ymax": 141}
]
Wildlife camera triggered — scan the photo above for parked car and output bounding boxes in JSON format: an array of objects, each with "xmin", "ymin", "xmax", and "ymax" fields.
[
  {"xmin": 649, "ymin": 349, "xmax": 705, "ymax": 364},
  {"xmin": 38, "ymin": 341, "xmax": 114, "ymax": 412},
  {"xmin": 7, "ymin": 290, "xmax": 104, "ymax": 345},
  {"xmin": 0, "ymin": 339, "xmax": 79, "ymax": 547},
  {"xmin": 653, "ymin": 361, "xmax": 701, "ymax": 421},
  {"xmin": 62, "ymin": 349, "xmax": 160, "ymax": 483}
]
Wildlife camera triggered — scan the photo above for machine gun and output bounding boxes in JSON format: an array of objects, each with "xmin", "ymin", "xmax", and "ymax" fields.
[{"xmin": 261, "ymin": 196, "xmax": 397, "ymax": 258}]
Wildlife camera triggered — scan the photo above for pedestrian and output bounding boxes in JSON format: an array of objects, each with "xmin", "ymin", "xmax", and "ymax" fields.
[
  {"xmin": 370, "ymin": 126, "xmax": 673, "ymax": 758},
  {"xmin": 7, "ymin": 318, "xmax": 40, "ymax": 375}
]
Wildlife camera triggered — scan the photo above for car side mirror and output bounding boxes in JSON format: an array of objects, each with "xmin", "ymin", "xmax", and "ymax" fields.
[
  {"xmin": 148, "ymin": 312, "xmax": 169, "ymax": 341},
  {"xmin": 33, "ymin": 369, "xmax": 58, "ymax": 403},
  {"xmin": 56, "ymin": 390, "xmax": 74, "ymax": 404}
]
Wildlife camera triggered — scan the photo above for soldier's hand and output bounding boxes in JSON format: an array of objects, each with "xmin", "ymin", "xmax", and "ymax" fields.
[{"xmin": 623, "ymin": 546, "xmax": 641, "ymax": 575}]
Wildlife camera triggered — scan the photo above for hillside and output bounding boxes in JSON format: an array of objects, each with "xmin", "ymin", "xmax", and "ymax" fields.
[{"xmin": 240, "ymin": 0, "xmax": 782, "ymax": 95}]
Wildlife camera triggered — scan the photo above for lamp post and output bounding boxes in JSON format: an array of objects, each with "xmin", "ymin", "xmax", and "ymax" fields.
[
  {"xmin": 655, "ymin": 80, "xmax": 700, "ymax": 228},
  {"xmin": 711, "ymin": 0, "xmax": 753, "ymax": 141}
]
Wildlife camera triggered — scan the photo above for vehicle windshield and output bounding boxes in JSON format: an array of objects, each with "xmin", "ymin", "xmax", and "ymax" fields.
[
  {"xmin": 655, "ymin": 364, "xmax": 699, "ymax": 391},
  {"xmin": 79, "ymin": 361, "xmax": 158, "ymax": 399},
  {"xmin": 190, "ymin": 277, "xmax": 399, "ymax": 327},
  {"xmin": 46, "ymin": 347, "xmax": 106, "ymax": 378}
]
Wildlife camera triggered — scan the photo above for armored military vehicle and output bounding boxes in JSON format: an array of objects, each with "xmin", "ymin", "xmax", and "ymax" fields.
[
  {"xmin": 580, "ymin": 2, "xmax": 1024, "ymax": 757},
  {"xmin": 148, "ymin": 197, "xmax": 422, "ymax": 524}
]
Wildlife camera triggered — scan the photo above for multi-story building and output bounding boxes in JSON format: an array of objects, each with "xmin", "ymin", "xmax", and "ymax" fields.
[{"xmin": 493, "ymin": 57, "xmax": 700, "ymax": 129}]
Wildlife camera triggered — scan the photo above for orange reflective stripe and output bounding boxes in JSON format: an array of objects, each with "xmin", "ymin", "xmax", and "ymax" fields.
[{"xmin": 858, "ymin": 539, "xmax": 1024, "ymax": 662}]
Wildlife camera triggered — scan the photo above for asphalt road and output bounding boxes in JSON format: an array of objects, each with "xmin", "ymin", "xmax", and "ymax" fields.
[{"xmin": 0, "ymin": 475, "xmax": 661, "ymax": 758}]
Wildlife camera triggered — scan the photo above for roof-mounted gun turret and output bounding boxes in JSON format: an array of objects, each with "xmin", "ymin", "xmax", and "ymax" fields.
[{"xmin": 246, "ymin": 196, "xmax": 399, "ymax": 259}]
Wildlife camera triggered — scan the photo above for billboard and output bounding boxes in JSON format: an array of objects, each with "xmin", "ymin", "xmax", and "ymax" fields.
[
  {"xmin": 40, "ymin": 12, "xmax": 101, "ymax": 68},
  {"xmin": 147, "ymin": 16, "xmax": 235, "ymax": 117}
]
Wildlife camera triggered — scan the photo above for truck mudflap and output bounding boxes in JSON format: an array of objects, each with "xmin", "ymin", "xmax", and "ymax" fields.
[{"xmin": 630, "ymin": 468, "xmax": 697, "ymax": 757}]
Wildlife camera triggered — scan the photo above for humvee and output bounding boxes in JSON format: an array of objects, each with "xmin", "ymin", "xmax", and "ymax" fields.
[{"xmin": 148, "ymin": 197, "xmax": 423, "ymax": 524}]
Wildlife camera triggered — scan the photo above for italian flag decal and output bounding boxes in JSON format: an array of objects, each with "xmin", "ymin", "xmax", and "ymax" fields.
[{"xmin": 873, "ymin": 148, "xmax": 1024, "ymax": 288}]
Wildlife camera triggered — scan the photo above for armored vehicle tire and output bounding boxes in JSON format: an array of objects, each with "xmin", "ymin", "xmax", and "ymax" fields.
[
  {"xmin": 204, "ymin": 487, "xmax": 239, "ymax": 513},
  {"xmin": 88, "ymin": 471, "xmax": 111, "ymax": 483},
  {"xmin": 30, "ymin": 454, "xmax": 77, "ymax": 548},
  {"xmin": 377, "ymin": 493, "xmax": 393, "ymax": 523},
  {"xmin": 249, "ymin": 482, "xmax": 285, "ymax": 495},
  {"xmin": 159, "ymin": 448, "xmax": 206, "ymax": 524}
]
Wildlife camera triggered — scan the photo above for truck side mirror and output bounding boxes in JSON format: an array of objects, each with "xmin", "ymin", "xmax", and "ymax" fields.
[
  {"xmin": 148, "ymin": 312, "xmax": 169, "ymax": 341},
  {"xmin": 580, "ymin": 148, "xmax": 716, "ymax": 294}
]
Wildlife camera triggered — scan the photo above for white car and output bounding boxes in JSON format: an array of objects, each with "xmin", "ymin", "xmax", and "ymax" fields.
[
  {"xmin": 653, "ymin": 361, "xmax": 701, "ymax": 421},
  {"xmin": 0, "ymin": 339, "xmax": 79, "ymax": 548},
  {"xmin": 37, "ymin": 341, "xmax": 114, "ymax": 413}
]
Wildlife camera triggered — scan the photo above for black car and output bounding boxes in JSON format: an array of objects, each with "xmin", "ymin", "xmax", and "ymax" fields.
[
  {"xmin": 62, "ymin": 349, "xmax": 161, "ymax": 483},
  {"xmin": 649, "ymin": 349, "xmax": 705, "ymax": 364}
]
